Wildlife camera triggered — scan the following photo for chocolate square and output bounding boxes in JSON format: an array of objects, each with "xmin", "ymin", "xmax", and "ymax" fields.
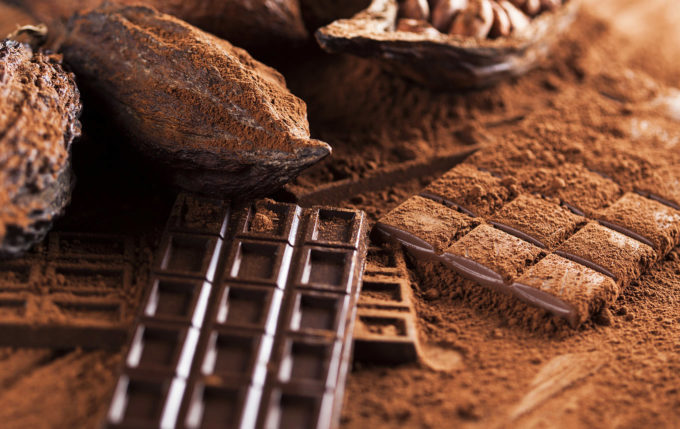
[
  {"xmin": 490, "ymin": 194, "xmax": 585, "ymax": 249},
  {"xmin": 304, "ymin": 207, "xmax": 364, "ymax": 249},
  {"xmin": 375, "ymin": 195, "xmax": 477, "ymax": 253},
  {"xmin": 445, "ymin": 224, "xmax": 545, "ymax": 282},
  {"xmin": 599, "ymin": 192, "xmax": 680, "ymax": 255},
  {"xmin": 155, "ymin": 233, "xmax": 222, "ymax": 281},
  {"xmin": 422, "ymin": 164, "xmax": 512, "ymax": 216},
  {"xmin": 512, "ymin": 254, "xmax": 619, "ymax": 327},
  {"xmin": 557, "ymin": 222, "xmax": 656, "ymax": 286}
]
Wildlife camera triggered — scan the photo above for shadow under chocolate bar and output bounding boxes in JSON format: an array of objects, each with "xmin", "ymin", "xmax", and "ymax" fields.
[
  {"xmin": 0, "ymin": 232, "xmax": 142, "ymax": 349},
  {"xmin": 105, "ymin": 193, "xmax": 368, "ymax": 429},
  {"xmin": 373, "ymin": 163, "xmax": 680, "ymax": 328}
]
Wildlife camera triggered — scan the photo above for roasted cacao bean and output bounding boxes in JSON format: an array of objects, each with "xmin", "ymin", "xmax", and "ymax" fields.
[
  {"xmin": 450, "ymin": 0, "xmax": 494, "ymax": 38},
  {"xmin": 399, "ymin": 0, "xmax": 431, "ymax": 20}
]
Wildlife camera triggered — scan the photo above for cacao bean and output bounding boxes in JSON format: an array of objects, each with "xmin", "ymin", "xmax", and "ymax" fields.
[
  {"xmin": 431, "ymin": 0, "xmax": 468, "ymax": 33},
  {"xmin": 498, "ymin": 0, "xmax": 531, "ymax": 35},
  {"xmin": 396, "ymin": 18, "xmax": 441, "ymax": 36},
  {"xmin": 450, "ymin": 0, "xmax": 494, "ymax": 38},
  {"xmin": 540, "ymin": 0, "xmax": 562, "ymax": 12},
  {"xmin": 489, "ymin": 1, "xmax": 511, "ymax": 38},
  {"xmin": 399, "ymin": 0, "xmax": 431, "ymax": 20},
  {"xmin": 0, "ymin": 38, "xmax": 81, "ymax": 257},
  {"xmin": 61, "ymin": 4, "xmax": 331, "ymax": 197}
]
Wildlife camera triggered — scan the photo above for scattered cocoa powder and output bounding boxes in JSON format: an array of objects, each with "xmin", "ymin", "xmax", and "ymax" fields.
[{"xmin": 1, "ymin": 0, "xmax": 680, "ymax": 428}]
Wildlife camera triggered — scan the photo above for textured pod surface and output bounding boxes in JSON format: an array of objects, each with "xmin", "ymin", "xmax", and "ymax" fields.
[
  {"xmin": 0, "ymin": 40, "xmax": 81, "ymax": 257},
  {"xmin": 17, "ymin": 0, "xmax": 308, "ymax": 52},
  {"xmin": 316, "ymin": 0, "xmax": 579, "ymax": 88},
  {"xmin": 61, "ymin": 5, "xmax": 331, "ymax": 197}
]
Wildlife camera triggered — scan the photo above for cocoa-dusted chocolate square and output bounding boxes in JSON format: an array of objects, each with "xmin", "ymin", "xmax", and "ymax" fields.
[
  {"xmin": 515, "ymin": 164, "xmax": 623, "ymax": 217},
  {"xmin": 490, "ymin": 194, "xmax": 585, "ymax": 249},
  {"xmin": 636, "ymin": 165, "xmax": 680, "ymax": 210},
  {"xmin": 598, "ymin": 192, "xmax": 680, "ymax": 256},
  {"xmin": 556, "ymin": 222, "xmax": 656, "ymax": 287},
  {"xmin": 446, "ymin": 224, "xmax": 544, "ymax": 282},
  {"xmin": 421, "ymin": 164, "xmax": 513, "ymax": 216},
  {"xmin": 512, "ymin": 254, "xmax": 619, "ymax": 327},
  {"xmin": 375, "ymin": 195, "xmax": 478, "ymax": 253}
]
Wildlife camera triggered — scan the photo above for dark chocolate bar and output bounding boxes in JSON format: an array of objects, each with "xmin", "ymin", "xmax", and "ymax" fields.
[
  {"xmin": 0, "ymin": 232, "xmax": 145, "ymax": 349},
  {"xmin": 353, "ymin": 244, "xmax": 419, "ymax": 365},
  {"xmin": 374, "ymin": 162, "xmax": 680, "ymax": 327},
  {"xmin": 105, "ymin": 194, "xmax": 368, "ymax": 429}
]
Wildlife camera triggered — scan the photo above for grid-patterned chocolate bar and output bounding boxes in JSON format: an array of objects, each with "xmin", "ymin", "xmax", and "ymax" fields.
[
  {"xmin": 374, "ymin": 161, "xmax": 680, "ymax": 327},
  {"xmin": 353, "ymin": 244, "xmax": 419, "ymax": 365},
  {"xmin": 106, "ymin": 194, "xmax": 367, "ymax": 429},
  {"xmin": 0, "ymin": 232, "xmax": 145, "ymax": 348}
]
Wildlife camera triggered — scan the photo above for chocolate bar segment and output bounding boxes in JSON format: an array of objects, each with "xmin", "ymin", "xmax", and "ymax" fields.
[
  {"xmin": 445, "ymin": 224, "xmax": 544, "ymax": 282},
  {"xmin": 512, "ymin": 254, "xmax": 619, "ymax": 327},
  {"xmin": 0, "ymin": 232, "xmax": 147, "ymax": 349},
  {"xmin": 556, "ymin": 222, "xmax": 656, "ymax": 286},
  {"xmin": 490, "ymin": 194, "xmax": 585, "ymax": 249},
  {"xmin": 598, "ymin": 192, "xmax": 680, "ymax": 256},
  {"xmin": 105, "ymin": 193, "xmax": 367, "ymax": 429},
  {"xmin": 515, "ymin": 165, "xmax": 623, "ymax": 217},
  {"xmin": 354, "ymin": 244, "xmax": 419, "ymax": 365},
  {"xmin": 636, "ymin": 165, "xmax": 680, "ymax": 211},
  {"xmin": 375, "ymin": 158, "xmax": 680, "ymax": 327},
  {"xmin": 421, "ymin": 164, "xmax": 513, "ymax": 216},
  {"xmin": 376, "ymin": 195, "xmax": 478, "ymax": 253}
]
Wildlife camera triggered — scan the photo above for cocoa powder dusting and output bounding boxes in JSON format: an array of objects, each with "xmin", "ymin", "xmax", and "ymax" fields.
[{"xmin": 1, "ymin": 0, "xmax": 680, "ymax": 428}]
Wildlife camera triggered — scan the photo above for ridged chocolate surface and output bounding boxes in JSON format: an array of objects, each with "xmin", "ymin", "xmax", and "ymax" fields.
[{"xmin": 105, "ymin": 193, "xmax": 368, "ymax": 429}]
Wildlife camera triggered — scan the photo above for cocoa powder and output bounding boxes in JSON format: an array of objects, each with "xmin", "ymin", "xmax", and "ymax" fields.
[{"xmin": 1, "ymin": 0, "xmax": 680, "ymax": 428}]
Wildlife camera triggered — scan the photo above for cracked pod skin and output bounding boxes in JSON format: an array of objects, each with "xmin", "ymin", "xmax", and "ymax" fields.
[
  {"xmin": 0, "ymin": 40, "xmax": 81, "ymax": 257},
  {"xmin": 316, "ymin": 0, "xmax": 579, "ymax": 89},
  {"xmin": 61, "ymin": 5, "xmax": 330, "ymax": 198}
]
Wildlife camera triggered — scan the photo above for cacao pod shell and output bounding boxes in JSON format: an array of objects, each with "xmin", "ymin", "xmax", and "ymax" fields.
[
  {"xmin": 61, "ymin": 4, "xmax": 331, "ymax": 197},
  {"xmin": 0, "ymin": 39, "xmax": 81, "ymax": 257},
  {"xmin": 316, "ymin": 0, "xmax": 579, "ymax": 89}
]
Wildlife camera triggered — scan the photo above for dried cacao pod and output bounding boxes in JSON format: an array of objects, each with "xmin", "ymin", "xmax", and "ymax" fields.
[
  {"xmin": 61, "ymin": 5, "xmax": 331, "ymax": 197},
  {"xmin": 316, "ymin": 0, "xmax": 579, "ymax": 89},
  {"xmin": 0, "ymin": 38, "xmax": 81, "ymax": 257},
  {"xmin": 15, "ymin": 0, "xmax": 308, "ymax": 52}
]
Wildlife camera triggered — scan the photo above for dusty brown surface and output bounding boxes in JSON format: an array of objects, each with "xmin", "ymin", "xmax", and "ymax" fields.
[{"xmin": 1, "ymin": 0, "xmax": 680, "ymax": 427}]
